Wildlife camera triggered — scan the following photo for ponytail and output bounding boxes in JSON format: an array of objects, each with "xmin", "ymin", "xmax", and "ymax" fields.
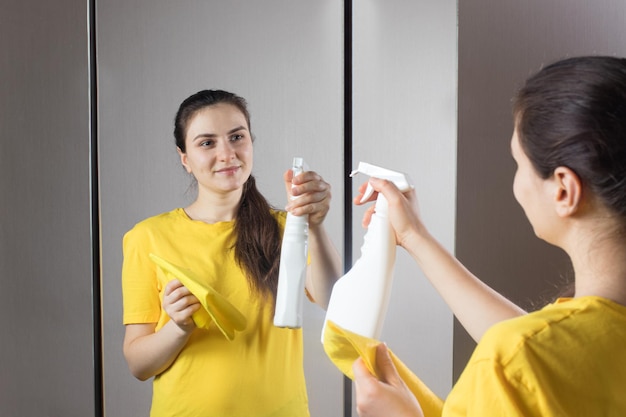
[{"xmin": 233, "ymin": 175, "xmax": 282, "ymax": 300}]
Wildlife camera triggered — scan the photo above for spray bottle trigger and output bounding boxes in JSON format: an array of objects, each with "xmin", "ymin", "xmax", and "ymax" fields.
[
  {"xmin": 360, "ymin": 183, "xmax": 376, "ymax": 203},
  {"xmin": 350, "ymin": 168, "xmax": 376, "ymax": 203}
]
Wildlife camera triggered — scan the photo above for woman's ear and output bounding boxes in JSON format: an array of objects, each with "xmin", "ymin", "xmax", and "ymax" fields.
[
  {"xmin": 177, "ymin": 147, "xmax": 191, "ymax": 173},
  {"xmin": 553, "ymin": 166, "xmax": 582, "ymax": 217}
]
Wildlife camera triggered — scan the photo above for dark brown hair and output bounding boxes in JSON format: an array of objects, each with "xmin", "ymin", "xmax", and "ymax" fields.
[
  {"xmin": 174, "ymin": 90, "xmax": 282, "ymax": 299},
  {"xmin": 513, "ymin": 56, "xmax": 626, "ymax": 223}
]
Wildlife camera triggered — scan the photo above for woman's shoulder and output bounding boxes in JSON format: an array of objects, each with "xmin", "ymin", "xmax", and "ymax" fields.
[
  {"xmin": 125, "ymin": 208, "xmax": 186, "ymax": 237},
  {"xmin": 476, "ymin": 296, "xmax": 626, "ymax": 363}
]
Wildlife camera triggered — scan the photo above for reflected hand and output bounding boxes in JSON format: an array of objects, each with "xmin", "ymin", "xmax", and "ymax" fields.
[
  {"xmin": 284, "ymin": 169, "xmax": 332, "ymax": 227},
  {"xmin": 163, "ymin": 279, "xmax": 201, "ymax": 334},
  {"xmin": 353, "ymin": 343, "xmax": 424, "ymax": 417}
]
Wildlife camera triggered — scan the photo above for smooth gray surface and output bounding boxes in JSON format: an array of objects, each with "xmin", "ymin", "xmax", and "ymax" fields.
[
  {"xmin": 0, "ymin": 0, "xmax": 95, "ymax": 415},
  {"xmin": 98, "ymin": 2, "xmax": 344, "ymax": 416},
  {"xmin": 456, "ymin": 0, "xmax": 626, "ymax": 380}
]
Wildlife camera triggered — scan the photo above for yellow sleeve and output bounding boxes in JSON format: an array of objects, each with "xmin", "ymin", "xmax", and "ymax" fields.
[
  {"xmin": 449, "ymin": 360, "xmax": 532, "ymax": 416},
  {"xmin": 121, "ymin": 225, "xmax": 161, "ymax": 325}
]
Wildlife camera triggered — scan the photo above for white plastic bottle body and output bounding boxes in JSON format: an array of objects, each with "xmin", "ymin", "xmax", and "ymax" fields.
[
  {"xmin": 274, "ymin": 157, "xmax": 309, "ymax": 328},
  {"xmin": 274, "ymin": 213, "xmax": 309, "ymax": 328},
  {"xmin": 323, "ymin": 196, "xmax": 396, "ymax": 340}
]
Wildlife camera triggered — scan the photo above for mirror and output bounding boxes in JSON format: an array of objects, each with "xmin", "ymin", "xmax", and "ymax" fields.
[
  {"xmin": 99, "ymin": 1, "xmax": 458, "ymax": 416},
  {"xmin": 0, "ymin": 0, "xmax": 456, "ymax": 415},
  {"xmin": 98, "ymin": 2, "xmax": 345, "ymax": 416}
]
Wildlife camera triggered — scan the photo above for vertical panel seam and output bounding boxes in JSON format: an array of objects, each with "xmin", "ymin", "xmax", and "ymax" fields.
[
  {"xmin": 343, "ymin": 0, "xmax": 353, "ymax": 416},
  {"xmin": 88, "ymin": 0, "xmax": 104, "ymax": 415}
]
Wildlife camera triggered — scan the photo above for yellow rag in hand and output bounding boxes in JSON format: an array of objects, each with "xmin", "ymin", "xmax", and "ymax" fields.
[
  {"xmin": 149, "ymin": 253, "xmax": 247, "ymax": 341},
  {"xmin": 323, "ymin": 320, "xmax": 444, "ymax": 417}
]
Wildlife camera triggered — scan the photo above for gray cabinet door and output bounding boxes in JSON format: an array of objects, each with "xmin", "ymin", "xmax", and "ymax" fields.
[{"xmin": 0, "ymin": 0, "xmax": 95, "ymax": 416}]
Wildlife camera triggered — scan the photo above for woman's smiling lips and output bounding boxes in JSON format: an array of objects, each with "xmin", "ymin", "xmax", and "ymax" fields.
[{"xmin": 215, "ymin": 165, "xmax": 240, "ymax": 175}]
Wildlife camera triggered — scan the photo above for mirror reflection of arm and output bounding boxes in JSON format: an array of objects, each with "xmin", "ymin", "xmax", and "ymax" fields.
[
  {"xmin": 123, "ymin": 321, "xmax": 192, "ymax": 381},
  {"xmin": 361, "ymin": 178, "xmax": 526, "ymax": 342},
  {"xmin": 305, "ymin": 223, "xmax": 342, "ymax": 309},
  {"xmin": 123, "ymin": 279, "xmax": 200, "ymax": 380}
]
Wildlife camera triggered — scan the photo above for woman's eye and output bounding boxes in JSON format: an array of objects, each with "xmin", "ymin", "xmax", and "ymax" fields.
[
  {"xmin": 231, "ymin": 134, "xmax": 244, "ymax": 142},
  {"xmin": 200, "ymin": 140, "xmax": 214, "ymax": 147}
]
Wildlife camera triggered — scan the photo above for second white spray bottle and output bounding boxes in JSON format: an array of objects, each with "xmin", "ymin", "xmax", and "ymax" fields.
[
  {"xmin": 273, "ymin": 157, "xmax": 309, "ymax": 328},
  {"xmin": 322, "ymin": 162, "xmax": 412, "ymax": 340}
]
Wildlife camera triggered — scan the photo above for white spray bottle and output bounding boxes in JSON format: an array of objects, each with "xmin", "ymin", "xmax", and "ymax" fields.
[
  {"xmin": 274, "ymin": 157, "xmax": 309, "ymax": 328},
  {"xmin": 322, "ymin": 162, "xmax": 412, "ymax": 341}
]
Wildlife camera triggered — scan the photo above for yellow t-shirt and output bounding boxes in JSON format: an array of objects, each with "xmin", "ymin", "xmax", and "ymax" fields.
[
  {"xmin": 122, "ymin": 208, "xmax": 309, "ymax": 417},
  {"xmin": 444, "ymin": 296, "xmax": 626, "ymax": 416}
]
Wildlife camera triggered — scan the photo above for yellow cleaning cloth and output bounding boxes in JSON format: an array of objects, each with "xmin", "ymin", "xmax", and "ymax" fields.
[
  {"xmin": 149, "ymin": 253, "xmax": 247, "ymax": 341},
  {"xmin": 323, "ymin": 320, "xmax": 444, "ymax": 417}
]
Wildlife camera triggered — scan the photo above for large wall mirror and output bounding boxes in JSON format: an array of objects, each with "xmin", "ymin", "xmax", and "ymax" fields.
[
  {"xmin": 99, "ymin": 1, "xmax": 456, "ymax": 416},
  {"xmin": 0, "ymin": 1, "xmax": 456, "ymax": 416},
  {"xmin": 98, "ymin": 2, "xmax": 346, "ymax": 416}
]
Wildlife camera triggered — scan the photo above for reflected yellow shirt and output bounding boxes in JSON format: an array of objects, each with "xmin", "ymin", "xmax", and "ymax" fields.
[
  {"xmin": 444, "ymin": 296, "xmax": 626, "ymax": 416},
  {"xmin": 122, "ymin": 208, "xmax": 309, "ymax": 417}
]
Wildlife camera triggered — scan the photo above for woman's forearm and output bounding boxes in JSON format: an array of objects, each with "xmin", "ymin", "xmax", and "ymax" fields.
[
  {"xmin": 123, "ymin": 321, "xmax": 193, "ymax": 380},
  {"xmin": 305, "ymin": 224, "xmax": 342, "ymax": 309},
  {"xmin": 404, "ymin": 229, "xmax": 526, "ymax": 342}
]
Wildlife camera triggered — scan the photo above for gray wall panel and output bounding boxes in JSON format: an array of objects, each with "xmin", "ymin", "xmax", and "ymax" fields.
[
  {"xmin": 0, "ymin": 0, "xmax": 95, "ymax": 415},
  {"xmin": 456, "ymin": 0, "xmax": 626, "ymax": 379},
  {"xmin": 98, "ymin": 2, "xmax": 344, "ymax": 416}
]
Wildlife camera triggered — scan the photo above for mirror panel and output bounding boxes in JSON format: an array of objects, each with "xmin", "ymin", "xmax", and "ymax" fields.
[
  {"xmin": 352, "ymin": 0, "xmax": 457, "ymax": 408},
  {"xmin": 98, "ymin": 2, "xmax": 344, "ymax": 416}
]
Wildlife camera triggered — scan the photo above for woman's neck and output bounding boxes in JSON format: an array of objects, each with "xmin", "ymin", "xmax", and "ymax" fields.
[
  {"xmin": 569, "ymin": 227, "xmax": 626, "ymax": 306},
  {"xmin": 185, "ymin": 189, "xmax": 242, "ymax": 224}
]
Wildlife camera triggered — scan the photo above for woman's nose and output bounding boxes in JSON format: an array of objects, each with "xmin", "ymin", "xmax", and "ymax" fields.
[{"xmin": 216, "ymin": 139, "xmax": 235, "ymax": 160}]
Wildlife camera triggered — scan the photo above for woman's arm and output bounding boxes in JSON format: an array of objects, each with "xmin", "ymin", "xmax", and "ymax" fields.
[
  {"xmin": 305, "ymin": 223, "xmax": 342, "ymax": 309},
  {"xmin": 361, "ymin": 178, "xmax": 525, "ymax": 342},
  {"xmin": 123, "ymin": 279, "xmax": 200, "ymax": 380},
  {"xmin": 123, "ymin": 321, "xmax": 191, "ymax": 380}
]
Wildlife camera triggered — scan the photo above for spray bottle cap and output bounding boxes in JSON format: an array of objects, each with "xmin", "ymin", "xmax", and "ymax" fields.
[{"xmin": 350, "ymin": 162, "xmax": 412, "ymax": 204}]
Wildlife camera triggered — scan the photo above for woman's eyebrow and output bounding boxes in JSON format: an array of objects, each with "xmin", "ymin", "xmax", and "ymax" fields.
[
  {"xmin": 228, "ymin": 125, "xmax": 247, "ymax": 134},
  {"xmin": 192, "ymin": 125, "xmax": 247, "ymax": 142},
  {"xmin": 192, "ymin": 132, "xmax": 215, "ymax": 141}
]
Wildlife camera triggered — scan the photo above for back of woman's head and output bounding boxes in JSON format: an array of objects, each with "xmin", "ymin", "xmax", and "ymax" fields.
[
  {"xmin": 174, "ymin": 89, "xmax": 251, "ymax": 152},
  {"xmin": 513, "ymin": 56, "xmax": 626, "ymax": 221}
]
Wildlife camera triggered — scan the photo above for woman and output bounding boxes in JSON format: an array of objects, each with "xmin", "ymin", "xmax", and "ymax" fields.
[
  {"xmin": 122, "ymin": 89, "xmax": 342, "ymax": 417},
  {"xmin": 352, "ymin": 56, "xmax": 626, "ymax": 416}
]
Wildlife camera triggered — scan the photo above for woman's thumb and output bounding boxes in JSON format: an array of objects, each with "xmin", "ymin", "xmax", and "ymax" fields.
[{"xmin": 375, "ymin": 343, "xmax": 402, "ymax": 385}]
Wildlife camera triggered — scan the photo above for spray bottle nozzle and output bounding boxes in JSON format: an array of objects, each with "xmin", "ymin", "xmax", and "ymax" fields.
[
  {"xmin": 291, "ymin": 156, "xmax": 305, "ymax": 177},
  {"xmin": 350, "ymin": 162, "xmax": 412, "ymax": 203}
]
